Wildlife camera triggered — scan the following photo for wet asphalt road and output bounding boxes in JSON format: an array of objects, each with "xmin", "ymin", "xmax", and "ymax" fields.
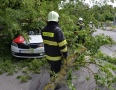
[{"xmin": 0, "ymin": 29, "xmax": 116, "ymax": 90}]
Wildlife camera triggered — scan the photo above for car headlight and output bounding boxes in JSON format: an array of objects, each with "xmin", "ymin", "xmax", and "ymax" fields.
[
  {"xmin": 12, "ymin": 42, "xmax": 18, "ymax": 47},
  {"xmin": 38, "ymin": 43, "xmax": 44, "ymax": 47}
]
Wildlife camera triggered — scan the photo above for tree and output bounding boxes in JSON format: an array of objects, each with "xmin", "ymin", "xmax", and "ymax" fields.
[{"xmin": 0, "ymin": 0, "xmax": 116, "ymax": 90}]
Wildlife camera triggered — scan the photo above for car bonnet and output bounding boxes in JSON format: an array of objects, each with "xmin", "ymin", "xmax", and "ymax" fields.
[{"xmin": 28, "ymin": 35, "xmax": 43, "ymax": 43}]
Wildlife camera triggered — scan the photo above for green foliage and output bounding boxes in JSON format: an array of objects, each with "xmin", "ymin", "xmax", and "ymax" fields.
[
  {"xmin": 0, "ymin": 0, "xmax": 116, "ymax": 54},
  {"xmin": 0, "ymin": 0, "xmax": 116, "ymax": 89},
  {"xmin": 0, "ymin": 57, "xmax": 16, "ymax": 74},
  {"xmin": 0, "ymin": 56, "xmax": 47, "ymax": 82},
  {"xmin": 85, "ymin": 34, "xmax": 115, "ymax": 54},
  {"xmin": 67, "ymin": 68, "xmax": 73, "ymax": 80},
  {"xmin": 17, "ymin": 75, "xmax": 32, "ymax": 83},
  {"xmin": 66, "ymin": 80, "xmax": 76, "ymax": 90}
]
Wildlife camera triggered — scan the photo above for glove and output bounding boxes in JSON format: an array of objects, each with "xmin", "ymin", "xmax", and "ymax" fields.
[
  {"xmin": 62, "ymin": 52, "xmax": 68, "ymax": 67},
  {"xmin": 62, "ymin": 52, "xmax": 68, "ymax": 60}
]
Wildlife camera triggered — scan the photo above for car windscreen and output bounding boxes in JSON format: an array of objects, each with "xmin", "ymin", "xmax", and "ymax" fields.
[{"xmin": 28, "ymin": 30, "xmax": 41, "ymax": 35}]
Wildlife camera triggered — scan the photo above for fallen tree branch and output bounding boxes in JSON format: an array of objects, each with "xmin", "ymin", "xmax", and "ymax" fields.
[{"xmin": 43, "ymin": 46, "xmax": 86, "ymax": 90}]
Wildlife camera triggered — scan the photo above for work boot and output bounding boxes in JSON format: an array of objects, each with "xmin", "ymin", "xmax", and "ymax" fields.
[{"xmin": 54, "ymin": 84, "xmax": 61, "ymax": 90}]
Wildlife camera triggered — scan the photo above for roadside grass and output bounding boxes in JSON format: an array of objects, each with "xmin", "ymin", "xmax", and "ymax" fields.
[{"xmin": 0, "ymin": 54, "xmax": 48, "ymax": 83}]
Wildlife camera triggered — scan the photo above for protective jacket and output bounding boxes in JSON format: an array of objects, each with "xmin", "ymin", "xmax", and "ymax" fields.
[
  {"xmin": 77, "ymin": 21, "xmax": 85, "ymax": 30},
  {"xmin": 41, "ymin": 22, "xmax": 68, "ymax": 61}
]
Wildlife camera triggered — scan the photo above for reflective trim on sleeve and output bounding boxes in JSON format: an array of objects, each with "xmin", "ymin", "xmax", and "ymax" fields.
[
  {"xmin": 60, "ymin": 47, "xmax": 67, "ymax": 52},
  {"xmin": 58, "ymin": 40, "xmax": 67, "ymax": 47},
  {"xmin": 45, "ymin": 55, "xmax": 62, "ymax": 61},
  {"xmin": 43, "ymin": 40, "xmax": 58, "ymax": 46}
]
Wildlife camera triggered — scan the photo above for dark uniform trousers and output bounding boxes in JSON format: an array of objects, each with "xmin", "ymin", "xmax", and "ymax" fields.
[{"xmin": 47, "ymin": 59, "xmax": 62, "ymax": 77}]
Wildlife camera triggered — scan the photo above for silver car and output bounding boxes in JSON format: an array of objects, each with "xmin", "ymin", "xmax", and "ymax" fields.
[{"xmin": 11, "ymin": 31, "xmax": 45, "ymax": 58}]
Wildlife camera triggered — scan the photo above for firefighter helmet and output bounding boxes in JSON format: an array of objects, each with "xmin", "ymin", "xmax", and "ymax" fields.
[
  {"xmin": 48, "ymin": 11, "xmax": 59, "ymax": 22},
  {"xmin": 78, "ymin": 17, "xmax": 83, "ymax": 21}
]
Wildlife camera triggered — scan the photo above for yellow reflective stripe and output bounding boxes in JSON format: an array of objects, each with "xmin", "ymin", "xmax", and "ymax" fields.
[
  {"xmin": 79, "ymin": 23, "xmax": 85, "ymax": 26},
  {"xmin": 60, "ymin": 47, "xmax": 67, "ymax": 52},
  {"xmin": 45, "ymin": 55, "xmax": 62, "ymax": 61},
  {"xmin": 42, "ymin": 32, "xmax": 54, "ymax": 37},
  {"xmin": 58, "ymin": 40, "xmax": 67, "ymax": 47},
  {"xmin": 43, "ymin": 40, "xmax": 58, "ymax": 46}
]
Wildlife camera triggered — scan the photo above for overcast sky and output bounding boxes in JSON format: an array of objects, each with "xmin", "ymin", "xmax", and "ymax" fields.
[
  {"xmin": 85, "ymin": 0, "xmax": 116, "ymax": 7},
  {"xmin": 60, "ymin": 0, "xmax": 116, "ymax": 9},
  {"xmin": 107, "ymin": 1, "xmax": 116, "ymax": 7}
]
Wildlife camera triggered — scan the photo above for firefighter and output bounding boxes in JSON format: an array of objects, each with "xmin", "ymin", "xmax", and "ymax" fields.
[
  {"xmin": 77, "ymin": 17, "xmax": 85, "ymax": 30},
  {"xmin": 74, "ymin": 17, "xmax": 85, "ymax": 34},
  {"xmin": 41, "ymin": 11, "xmax": 68, "ymax": 90},
  {"xmin": 75, "ymin": 17, "xmax": 85, "ymax": 44}
]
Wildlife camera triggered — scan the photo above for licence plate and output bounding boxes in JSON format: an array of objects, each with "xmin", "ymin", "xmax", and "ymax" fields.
[{"xmin": 19, "ymin": 50, "xmax": 34, "ymax": 53}]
